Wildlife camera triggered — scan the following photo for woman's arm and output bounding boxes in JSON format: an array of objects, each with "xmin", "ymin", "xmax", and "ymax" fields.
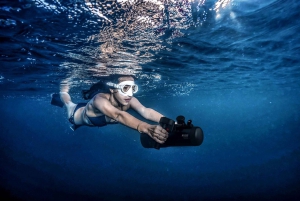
[
  {"xmin": 93, "ymin": 95, "xmax": 168, "ymax": 144},
  {"xmin": 129, "ymin": 97, "xmax": 164, "ymax": 123}
]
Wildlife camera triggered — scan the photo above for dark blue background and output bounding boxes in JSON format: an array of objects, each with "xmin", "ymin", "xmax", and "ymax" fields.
[{"xmin": 1, "ymin": 87, "xmax": 299, "ymax": 200}]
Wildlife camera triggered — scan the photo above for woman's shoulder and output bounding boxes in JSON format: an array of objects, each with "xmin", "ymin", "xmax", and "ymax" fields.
[
  {"xmin": 91, "ymin": 93, "xmax": 110, "ymax": 105},
  {"xmin": 90, "ymin": 93, "xmax": 111, "ymax": 109},
  {"xmin": 94, "ymin": 93, "xmax": 110, "ymax": 100}
]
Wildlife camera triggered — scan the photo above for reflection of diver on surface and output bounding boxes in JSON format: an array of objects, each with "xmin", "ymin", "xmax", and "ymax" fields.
[
  {"xmin": 51, "ymin": 74, "xmax": 168, "ymax": 145},
  {"xmin": 141, "ymin": 116, "xmax": 204, "ymax": 149}
]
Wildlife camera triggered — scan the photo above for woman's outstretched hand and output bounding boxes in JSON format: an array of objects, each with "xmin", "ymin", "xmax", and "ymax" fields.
[{"xmin": 146, "ymin": 125, "xmax": 169, "ymax": 144}]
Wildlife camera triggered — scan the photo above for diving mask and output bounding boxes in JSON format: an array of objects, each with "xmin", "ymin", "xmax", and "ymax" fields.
[{"xmin": 107, "ymin": 81, "xmax": 138, "ymax": 96}]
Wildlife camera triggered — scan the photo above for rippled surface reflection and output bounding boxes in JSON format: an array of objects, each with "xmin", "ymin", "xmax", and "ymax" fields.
[
  {"xmin": 1, "ymin": 0, "xmax": 299, "ymax": 97},
  {"xmin": 26, "ymin": 0, "xmax": 212, "ymax": 91}
]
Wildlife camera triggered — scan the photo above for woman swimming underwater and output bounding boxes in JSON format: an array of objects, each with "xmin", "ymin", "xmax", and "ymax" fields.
[{"xmin": 51, "ymin": 75, "xmax": 169, "ymax": 144}]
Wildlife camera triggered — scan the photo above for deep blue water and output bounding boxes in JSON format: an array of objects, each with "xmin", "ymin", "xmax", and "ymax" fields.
[{"xmin": 1, "ymin": 0, "xmax": 300, "ymax": 200}]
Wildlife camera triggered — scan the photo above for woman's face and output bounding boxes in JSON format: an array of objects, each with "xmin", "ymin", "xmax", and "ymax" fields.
[{"xmin": 111, "ymin": 76, "xmax": 135, "ymax": 106}]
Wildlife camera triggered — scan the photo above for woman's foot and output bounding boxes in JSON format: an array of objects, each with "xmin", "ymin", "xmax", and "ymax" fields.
[{"xmin": 51, "ymin": 93, "xmax": 65, "ymax": 108}]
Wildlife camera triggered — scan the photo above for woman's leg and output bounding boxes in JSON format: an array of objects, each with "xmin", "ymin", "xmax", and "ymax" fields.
[
  {"xmin": 59, "ymin": 81, "xmax": 77, "ymax": 118},
  {"xmin": 59, "ymin": 92, "xmax": 76, "ymax": 119},
  {"xmin": 59, "ymin": 81, "xmax": 87, "ymax": 126},
  {"xmin": 58, "ymin": 79, "xmax": 86, "ymax": 129}
]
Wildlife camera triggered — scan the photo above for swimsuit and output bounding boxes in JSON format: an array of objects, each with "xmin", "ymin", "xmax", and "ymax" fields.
[{"xmin": 69, "ymin": 103, "xmax": 118, "ymax": 130}]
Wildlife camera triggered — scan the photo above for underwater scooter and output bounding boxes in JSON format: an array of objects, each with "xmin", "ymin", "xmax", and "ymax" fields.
[{"xmin": 140, "ymin": 116, "xmax": 204, "ymax": 149}]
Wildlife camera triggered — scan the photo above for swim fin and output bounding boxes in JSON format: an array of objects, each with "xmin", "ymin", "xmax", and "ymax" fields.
[{"xmin": 51, "ymin": 93, "xmax": 64, "ymax": 108}]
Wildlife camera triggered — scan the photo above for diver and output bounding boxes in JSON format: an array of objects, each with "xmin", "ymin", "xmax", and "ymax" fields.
[{"xmin": 51, "ymin": 74, "xmax": 169, "ymax": 144}]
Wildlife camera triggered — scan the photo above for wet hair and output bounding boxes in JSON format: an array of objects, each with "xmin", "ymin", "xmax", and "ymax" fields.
[{"xmin": 82, "ymin": 74, "xmax": 136, "ymax": 100}]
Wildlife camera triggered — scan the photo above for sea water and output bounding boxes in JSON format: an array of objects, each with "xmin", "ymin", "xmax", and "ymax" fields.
[{"xmin": 0, "ymin": 0, "xmax": 299, "ymax": 200}]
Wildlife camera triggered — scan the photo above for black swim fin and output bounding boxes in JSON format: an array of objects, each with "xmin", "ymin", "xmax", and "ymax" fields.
[{"xmin": 51, "ymin": 93, "xmax": 64, "ymax": 108}]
